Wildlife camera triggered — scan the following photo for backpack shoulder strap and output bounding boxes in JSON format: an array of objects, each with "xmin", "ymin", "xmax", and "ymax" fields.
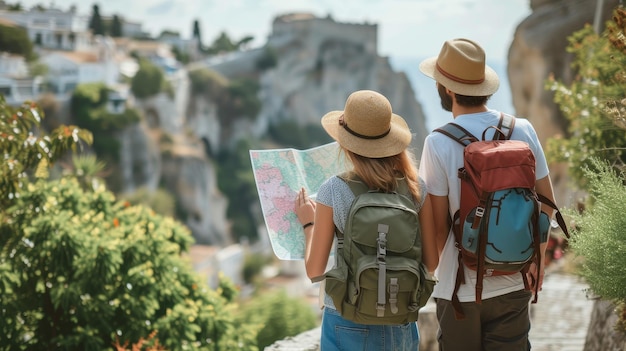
[
  {"xmin": 338, "ymin": 172, "xmax": 369, "ymax": 196},
  {"xmin": 493, "ymin": 113, "xmax": 516, "ymax": 140},
  {"xmin": 335, "ymin": 172, "xmax": 368, "ymax": 243},
  {"xmin": 434, "ymin": 123, "xmax": 478, "ymax": 147},
  {"xmin": 537, "ymin": 194, "xmax": 570, "ymax": 239}
]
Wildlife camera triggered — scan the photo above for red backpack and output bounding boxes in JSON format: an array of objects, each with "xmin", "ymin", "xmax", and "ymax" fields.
[{"xmin": 436, "ymin": 113, "xmax": 569, "ymax": 319}]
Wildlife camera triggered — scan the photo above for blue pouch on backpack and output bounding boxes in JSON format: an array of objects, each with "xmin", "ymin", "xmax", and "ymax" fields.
[{"xmin": 461, "ymin": 189, "xmax": 537, "ymax": 266}]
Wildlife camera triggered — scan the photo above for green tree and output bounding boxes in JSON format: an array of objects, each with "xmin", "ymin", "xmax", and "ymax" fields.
[
  {"xmin": 218, "ymin": 77, "xmax": 261, "ymax": 120},
  {"xmin": 110, "ymin": 14, "xmax": 123, "ymax": 37},
  {"xmin": 546, "ymin": 21, "xmax": 626, "ymax": 188},
  {"xmin": 7, "ymin": 2, "xmax": 23, "ymax": 11},
  {"xmin": 1, "ymin": 178, "xmax": 260, "ymax": 350},
  {"xmin": 69, "ymin": 154, "xmax": 107, "ymax": 190},
  {"xmin": 0, "ymin": 96, "xmax": 92, "ymax": 211},
  {"xmin": 207, "ymin": 32, "xmax": 237, "ymax": 54},
  {"xmin": 0, "ymin": 23, "xmax": 34, "ymax": 60},
  {"xmin": 0, "ymin": 95, "xmax": 260, "ymax": 350},
  {"xmin": 236, "ymin": 35, "xmax": 254, "ymax": 50},
  {"xmin": 89, "ymin": 4, "xmax": 105, "ymax": 36},
  {"xmin": 131, "ymin": 59, "xmax": 166, "ymax": 99},
  {"xmin": 70, "ymin": 82, "xmax": 141, "ymax": 191},
  {"xmin": 192, "ymin": 19, "xmax": 203, "ymax": 51},
  {"xmin": 172, "ymin": 46, "xmax": 190, "ymax": 65},
  {"xmin": 256, "ymin": 47, "xmax": 278, "ymax": 71}
]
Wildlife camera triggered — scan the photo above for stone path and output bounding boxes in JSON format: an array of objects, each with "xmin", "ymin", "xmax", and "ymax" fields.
[
  {"xmin": 265, "ymin": 260, "xmax": 598, "ymax": 351},
  {"xmin": 528, "ymin": 268, "xmax": 595, "ymax": 351}
]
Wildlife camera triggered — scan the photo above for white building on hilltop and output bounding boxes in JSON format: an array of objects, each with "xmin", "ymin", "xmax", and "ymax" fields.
[
  {"xmin": 40, "ymin": 36, "xmax": 122, "ymax": 96},
  {"xmin": 0, "ymin": 5, "xmax": 91, "ymax": 51}
]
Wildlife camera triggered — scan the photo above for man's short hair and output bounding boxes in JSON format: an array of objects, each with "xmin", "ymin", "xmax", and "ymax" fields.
[{"xmin": 455, "ymin": 93, "xmax": 491, "ymax": 107}]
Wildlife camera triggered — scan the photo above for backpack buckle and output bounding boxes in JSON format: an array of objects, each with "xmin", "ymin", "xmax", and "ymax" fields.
[
  {"xmin": 377, "ymin": 225, "xmax": 388, "ymax": 259},
  {"xmin": 475, "ymin": 207, "xmax": 485, "ymax": 218}
]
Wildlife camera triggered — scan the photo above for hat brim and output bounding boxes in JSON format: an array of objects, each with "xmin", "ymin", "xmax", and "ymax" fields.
[
  {"xmin": 419, "ymin": 56, "xmax": 499, "ymax": 96},
  {"xmin": 321, "ymin": 110, "xmax": 412, "ymax": 158}
]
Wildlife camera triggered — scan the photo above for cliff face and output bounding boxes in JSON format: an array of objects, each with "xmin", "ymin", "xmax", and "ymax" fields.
[
  {"xmin": 209, "ymin": 13, "xmax": 428, "ymax": 154},
  {"xmin": 508, "ymin": 0, "xmax": 620, "ymax": 205},
  {"xmin": 119, "ymin": 13, "xmax": 428, "ymax": 245}
]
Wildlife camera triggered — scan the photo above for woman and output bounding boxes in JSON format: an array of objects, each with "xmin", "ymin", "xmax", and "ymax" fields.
[{"xmin": 294, "ymin": 90, "xmax": 438, "ymax": 350}]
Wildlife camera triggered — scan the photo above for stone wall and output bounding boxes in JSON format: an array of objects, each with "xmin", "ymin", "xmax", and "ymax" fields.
[{"xmin": 584, "ymin": 300, "xmax": 626, "ymax": 351}]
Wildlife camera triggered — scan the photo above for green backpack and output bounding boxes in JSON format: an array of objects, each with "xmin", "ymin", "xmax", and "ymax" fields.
[{"xmin": 315, "ymin": 173, "xmax": 436, "ymax": 325}]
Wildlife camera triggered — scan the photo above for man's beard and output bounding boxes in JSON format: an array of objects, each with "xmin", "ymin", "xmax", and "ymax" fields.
[{"xmin": 437, "ymin": 83, "xmax": 453, "ymax": 112}]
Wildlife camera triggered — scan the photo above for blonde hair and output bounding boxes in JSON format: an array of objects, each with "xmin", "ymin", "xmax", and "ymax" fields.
[{"xmin": 344, "ymin": 147, "xmax": 422, "ymax": 203}]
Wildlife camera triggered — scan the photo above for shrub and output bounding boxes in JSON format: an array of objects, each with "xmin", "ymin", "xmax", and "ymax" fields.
[
  {"xmin": 131, "ymin": 59, "xmax": 165, "ymax": 99},
  {"xmin": 256, "ymin": 47, "xmax": 277, "ymax": 71},
  {"xmin": 568, "ymin": 160, "xmax": 626, "ymax": 331},
  {"xmin": 0, "ymin": 23, "xmax": 33, "ymax": 60},
  {"xmin": 242, "ymin": 253, "xmax": 273, "ymax": 285},
  {"xmin": 0, "ymin": 97, "xmax": 260, "ymax": 350},
  {"xmin": 238, "ymin": 290, "xmax": 317, "ymax": 350},
  {"xmin": 189, "ymin": 68, "xmax": 228, "ymax": 97},
  {"xmin": 120, "ymin": 186, "xmax": 176, "ymax": 217},
  {"xmin": 217, "ymin": 77, "xmax": 261, "ymax": 120}
]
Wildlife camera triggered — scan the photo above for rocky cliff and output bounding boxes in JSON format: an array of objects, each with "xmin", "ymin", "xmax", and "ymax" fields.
[
  {"xmin": 120, "ymin": 13, "xmax": 428, "ymax": 245},
  {"xmin": 508, "ymin": 0, "xmax": 620, "ymax": 206}
]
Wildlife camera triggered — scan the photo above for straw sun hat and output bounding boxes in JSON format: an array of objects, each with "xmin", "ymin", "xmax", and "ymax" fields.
[
  {"xmin": 419, "ymin": 38, "xmax": 499, "ymax": 97},
  {"xmin": 321, "ymin": 90, "xmax": 412, "ymax": 158}
]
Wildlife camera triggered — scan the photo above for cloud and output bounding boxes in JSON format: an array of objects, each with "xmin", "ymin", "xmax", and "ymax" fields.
[{"xmin": 145, "ymin": 0, "xmax": 178, "ymax": 15}]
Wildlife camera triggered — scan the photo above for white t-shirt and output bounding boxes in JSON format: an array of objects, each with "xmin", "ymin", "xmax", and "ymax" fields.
[{"xmin": 419, "ymin": 109, "xmax": 549, "ymax": 302}]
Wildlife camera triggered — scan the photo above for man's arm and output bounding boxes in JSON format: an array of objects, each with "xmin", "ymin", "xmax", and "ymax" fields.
[
  {"xmin": 430, "ymin": 194, "xmax": 451, "ymax": 257},
  {"xmin": 418, "ymin": 194, "xmax": 440, "ymax": 273},
  {"xmin": 536, "ymin": 175, "xmax": 556, "ymax": 217}
]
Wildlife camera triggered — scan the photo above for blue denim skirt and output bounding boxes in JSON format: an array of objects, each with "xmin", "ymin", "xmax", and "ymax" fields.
[{"xmin": 320, "ymin": 307, "xmax": 420, "ymax": 350}]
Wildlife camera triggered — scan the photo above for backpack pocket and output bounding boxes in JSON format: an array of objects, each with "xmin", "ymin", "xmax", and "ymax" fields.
[
  {"xmin": 418, "ymin": 263, "xmax": 437, "ymax": 308},
  {"xmin": 461, "ymin": 209, "xmax": 480, "ymax": 254},
  {"xmin": 323, "ymin": 259, "xmax": 349, "ymax": 314},
  {"xmin": 342, "ymin": 255, "xmax": 422, "ymax": 325},
  {"xmin": 484, "ymin": 189, "xmax": 536, "ymax": 270},
  {"xmin": 461, "ymin": 189, "xmax": 538, "ymax": 272}
]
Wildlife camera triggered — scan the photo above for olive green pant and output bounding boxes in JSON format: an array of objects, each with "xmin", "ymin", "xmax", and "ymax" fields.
[{"xmin": 436, "ymin": 289, "xmax": 532, "ymax": 351}]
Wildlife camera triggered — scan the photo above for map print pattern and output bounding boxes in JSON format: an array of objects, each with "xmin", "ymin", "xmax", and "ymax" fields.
[{"xmin": 250, "ymin": 142, "xmax": 348, "ymax": 260}]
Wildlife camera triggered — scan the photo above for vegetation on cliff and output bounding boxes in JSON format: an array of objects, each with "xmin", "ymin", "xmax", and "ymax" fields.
[{"xmin": 546, "ymin": 7, "xmax": 626, "ymax": 333}]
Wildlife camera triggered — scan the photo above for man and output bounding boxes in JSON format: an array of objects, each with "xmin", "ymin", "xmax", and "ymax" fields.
[{"xmin": 418, "ymin": 38, "xmax": 556, "ymax": 350}]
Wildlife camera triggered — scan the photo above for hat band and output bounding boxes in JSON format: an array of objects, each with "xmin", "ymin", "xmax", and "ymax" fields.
[
  {"xmin": 436, "ymin": 63, "xmax": 485, "ymax": 84},
  {"xmin": 339, "ymin": 114, "xmax": 391, "ymax": 140}
]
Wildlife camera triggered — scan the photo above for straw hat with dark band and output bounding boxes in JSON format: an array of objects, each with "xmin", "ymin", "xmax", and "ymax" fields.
[
  {"xmin": 419, "ymin": 38, "xmax": 499, "ymax": 97},
  {"xmin": 321, "ymin": 90, "xmax": 412, "ymax": 158}
]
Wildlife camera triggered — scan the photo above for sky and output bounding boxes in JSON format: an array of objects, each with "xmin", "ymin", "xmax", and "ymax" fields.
[
  {"xmin": 18, "ymin": 0, "xmax": 531, "ymax": 63},
  {"xmin": 15, "ymin": 0, "xmax": 532, "ymax": 130}
]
